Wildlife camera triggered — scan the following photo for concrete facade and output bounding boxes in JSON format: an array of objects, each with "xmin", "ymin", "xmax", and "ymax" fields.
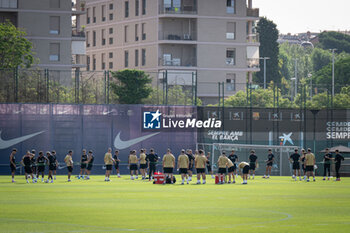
[{"xmin": 80, "ymin": 0, "xmax": 260, "ymax": 104}]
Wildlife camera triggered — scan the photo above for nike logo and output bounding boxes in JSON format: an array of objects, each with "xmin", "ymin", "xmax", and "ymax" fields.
[
  {"xmin": 0, "ymin": 130, "xmax": 45, "ymax": 149},
  {"xmin": 114, "ymin": 132, "xmax": 160, "ymax": 150}
]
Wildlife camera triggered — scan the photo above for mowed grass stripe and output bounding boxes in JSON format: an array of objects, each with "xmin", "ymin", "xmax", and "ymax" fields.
[{"xmin": 0, "ymin": 176, "xmax": 350, "ymax": 233}]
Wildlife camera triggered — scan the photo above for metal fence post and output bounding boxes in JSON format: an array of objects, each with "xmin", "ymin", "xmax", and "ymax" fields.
[
  {"xmin": 165, "ymin": 70, "xmax": 168, "ymax": 105},
  {"xmin": 194, "ymin": 71, "xmax": 197, "ymax": 106},
  {"xmin": 222, "ymin": 81, "xmax": 224, "ymax": 108},
  {"xmin": 75, "ymin": 69, "xmax": 79, "ymax": 103},
  {"xmin": 218, "ymin": 82, "xmax": 221, "ymax": 107},
  {"xmin": 107, "ymin": 70, "xmax": 110, "ymax": 104},
  {"xmin": 45, "ymin": 69, "xmax": 49, "ymax": 103},
  {"xmin": 104, "ymin": 70, "xmax": 107, "ymax": 104},
  {"xmin": 14, "ymin": 67, "xmax": 18, "ymax": 103}
]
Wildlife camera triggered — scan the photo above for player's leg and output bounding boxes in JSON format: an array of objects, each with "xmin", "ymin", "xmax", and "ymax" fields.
[
  {"xmin": 335, "ymin": 164, "xmax": 341, "ymax": 181},
  {"xmin": 202, "ymin": 172, "xmax": 206, "ymax": 184},
  {"xmin": 196, "ymin": 169, "xmax": 201, "ymax": 184}
]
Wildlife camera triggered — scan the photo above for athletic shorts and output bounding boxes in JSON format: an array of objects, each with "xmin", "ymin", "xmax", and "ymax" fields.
[
  {"xmin": 306, "ymin": 165, "xmax": 314, "ymax": 172},
  {"xmin": 130, "ymin": 164, "xmax": 138, "ymax": 171},
  {"xmin": 179, "ymin": 168, "xmax": 188, "ymax": 174},
  {"xmin": 249, "ymin": 163, "xmax": 256, "ymax": 170},
  {"xmin": 80, "ymin": 163, "xmax": 87, "ymax": 169},
  {"xmin": 67, "ymin": 166, "xmax": 73, "ymax": 173},
  {"xmin": 140, "ymin": 164, "xmax": 147, "ymax": 169},
  {"xmin": 52, "ymin": 166, "xmax": 56, "ymax": 171},
  {"xmin": 87, "ymin": 164, "xmax": 93, "ymax": 171},
  {"xmin": 196, "ymin": 168, "xmax": 205, "ymax": 174},
  {"xmin": 228, "ymin": 166, "xmax": 235, "ymax": 173},
  {"xmin": 106, "ymin": 165, "xmax": 112, "ymax": 171},
  {"xmin": 115, "ymin": 162, "xmax": 119, "ymax": 169},
  {"xmin": 24, "ymin": 166, "xmax": 32, "ymax": 174},
  {"xmin": 243, "ymin": 165, "xmax": 250, "ymax": 174},
  {"xmin": 218, "ymin": 168, "xmax": 227, "ymax": 174},
  {"xmin": 49, "ymin": 165, "xmax": 56, "ymax": 171},
  {"xmin": 207, "ymin": 165, "xmax": 212, "ymax": 172},
  {"xmin": 292, "ymin": 162, "xmax": 300, "ymax": 170},
  {"xmin": 302, "ymin": 164, "xmax": 306, "ymax": 171},
  {"xmin": 163, "ymin": 167, "xmax": 173, "ymax": 174},
  {"xmin": 267, "ymin": 162, "xmax": 273, "ymax": 167},
  {"xmin": 37, "ymin": 166, "xmax": 45, "ymax": 173},
  {"xmin": 10, "ymin": 164, "xmax": 16, "ymax": 172}
]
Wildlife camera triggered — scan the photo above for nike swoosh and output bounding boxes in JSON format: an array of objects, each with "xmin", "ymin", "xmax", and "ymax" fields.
[
  {"xmin": 114, "ymin": 132, "xmax": 160, "ymax": 150},
  {"xmin": 0, "ymin": 130, "xmax": 45, "ymax": 149}
]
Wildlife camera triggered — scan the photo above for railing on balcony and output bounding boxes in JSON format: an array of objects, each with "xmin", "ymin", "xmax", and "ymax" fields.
[
  {"xmin": 247, "ymin": 58, "xmax": 260, "ymax": 69},
  {"xmin": 247, "ymin": 8, "xmax": 259, "ymax": 17},
  {"xmin": 72, "ymin": 30, "xmax": 86, "ymax": 38},
  {"xmin": 0, "ymin": 0, "xmax": 17, "ymax": 8},
  {"xmin": 159, "ymin": 6, "xmax": 197, "ymax": 15},
  {"xmin": 247, "ymin": 33, "xmax": 259, "ymax": 43},
  {"xmin": 159, "ymin": 32, "xmax": 196, "ymax": 41},
  {"xmin": 159, "ymin": 57, "xmax": 197, "ymax": 67}
]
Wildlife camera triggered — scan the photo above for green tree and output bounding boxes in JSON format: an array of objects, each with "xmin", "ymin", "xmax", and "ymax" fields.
[
  {"xmin": 317, "ymin": 31, "xmax": 350, "ymax": 54},
  {"xmin": 311, "ymin": 47, "xmax": 332, "ymax": 73},
  {"xmin": 313, "ymin": 56, "xmax": 350, "ymax": 93},
  {"xmin": 110, "ymin": 69, "xmax": 152, "ymax": 104},
  {"xmin": 0, "ymin": 21, "xmax": 35, "ymax": 69},
  {"xmin": 255, "ymin": 17, "xmax": 281, "ymax": 84}
]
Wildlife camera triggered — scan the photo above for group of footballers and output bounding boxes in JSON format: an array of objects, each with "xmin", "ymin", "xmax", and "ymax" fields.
[{"xmin": 9, "ymin": 146, "xmax": 346, "ymax": 184}]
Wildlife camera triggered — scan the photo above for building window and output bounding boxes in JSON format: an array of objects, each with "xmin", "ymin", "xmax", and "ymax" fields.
[
  {"xmin": 93, "ymin": 31, "xmax": 96, "ymax": 46},
  {"xmin": 226, "ymin": 22, "xmax": 236, "ymax": 40},
  {"xmin": 49, "ymin": 16, "xmax": 60, "ymax": 34},
  {"xmin": 87, "ymin": 8, "xmax": 90, "ymax": 24},
  {"xmin": 102, "ymin": 29, "xmax": 106, "ymax": 45},
  {"xmin": 87, "ymin": 56, "xmax": 90, "ymax": 71},
  {"xmin": 135, "ymin": 0, "xmax": 139, "ymax": 16},
  {"xmin": 109, "ymin": 62, "xmax": 113, "ymax": 69},
  {"xmin": 135, "ymin": 49, "xmax": 139, "ymax": 66},
  {"xmin": 93, "ymin": 7, "xmax": 96, "ymax": 23},
  {"xmin": 109, "ymin": 52, "xmax": 113, "ymax": 58},
  {"xmin": 49, "ymin": 0, "xmax": 60, "ymax": 8},
  {"xmin": 135, "ymin": 24, "xmax": 139, "ymax": 41},
  {"xmin": 102, "ymin": 53, "xmax": 106, "ymax": 70},
  {"xmin": 92, "ymin": 55, "xmax": 96, "ymax": 70},
  {"xmin": 125, "ymin": 51, "xmax": 129, "ymax": 67},
  {"xmin": 142, "ymin": 0, "xmax": 146, "ymax": 15},
  {"xmin": 109, "ymin": 3, "xmax": 113, "ymax": 10},
  {"xmin": 124, "ymin": 25, "xmax": 128, "ymax": 42},
  {"xmin": 226, "ymin": 74, "xmax": 236, "ymax": 91},
  {"xmin": 142, "ymin": 49, "xmax": 146, "ymax": 66},
  {"xmin": 109, "ymin": 28, "xmax": 113, "ymax": 34},
  {"xmin": 49, "ymin": 43, "xmax": 60, "ymax": 61},
  {"xmin": 109, "ymin": 37, "xmax": 113, "ymax": 44},
  {"xmin": 109, "ymin": 13, "xmax": 113, "ymax": 20},
  {"xmin": 226, "ymin": 49, "xmax": 236, "ymax": 65},
  {"xmin": 125, "ymin": 1, "xmax": 129, "ymax": 17},
  {"xmin": 102, "ymin": 5, "xmax": 106, "ymax": 21},
  {"xmin": 141, "ymin": 23, "xmax": 146, "ymax": 40},
  {"xmin": 86, "ymin": 31, "xmax": 90, "ymax": 47},
  {"xmin": 226, "ymin": 0, "xmax": 235, "ymax": 14}
]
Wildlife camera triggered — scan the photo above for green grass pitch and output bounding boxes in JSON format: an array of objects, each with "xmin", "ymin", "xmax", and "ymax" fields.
[{"xmin": 0, "ymin": 175, "xmax": 350, "ymax": 233}]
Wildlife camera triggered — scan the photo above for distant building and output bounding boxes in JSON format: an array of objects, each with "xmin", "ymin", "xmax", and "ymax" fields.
[
  {"xmin": 78, "ymin": 0, "xmax": 260, "ymax": 104},
  {"xmin": 278, "ymin": 31, "xmax": 318, "ymax": 49},
  {"xmin": 0, "ymin": 0, "xmax": 86, "ymax": 83}
]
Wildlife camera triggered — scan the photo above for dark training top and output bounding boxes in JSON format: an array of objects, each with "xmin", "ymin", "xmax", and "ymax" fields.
[
  {"xmin": 48, "ymin": 155, "xmax": 56, "ymax": 166},
  {"xmin": 228, "ymin": 154, "xmax": 238, "ymax": 163},
  {"xmin": 23, "ymin": 156, "xmax": 31, "ymax": 167},
  {"xmin": 146, "ymin": 153, "xmax": 158, "ymax": 164},
  {"xmin": 324, "ymin": 153, "xmax": 333, "ymax": 164},
  {"xmin": 89, "ymin": 155, "xmax": 94, "ymax": 165},
  {"xmin": 335, "ymin": 154, "xmax": 345, "ymax": 165},
  {"xmin": 81, "ymin": 154, "xmax": 88, "ymax": 162},
  {"xmin": 37, "ymin": 156, "xmax": 46, "ymax": 166},
  {"xmin": 249, "ymin": 154, "xmax": 258, "ymax": 163},
  {"xmin": 31, "ymin": 156, "xmax": 36, "ymax": 166},
  {"xmin": 267, "ymin": 154, "xmax": 274, "ymax": 161},
  {"xmin": 290, "ymin": 153, "xmax": 300, "ymax": 163},
  {"xmin": 10, "ymin": 155, "xmax": 16, "ymax": 164}
]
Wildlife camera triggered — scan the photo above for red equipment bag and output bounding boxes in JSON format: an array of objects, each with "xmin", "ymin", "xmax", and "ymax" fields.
[{"xmin": 153, "ymin": 172, "xmax": 165, "ymax": 184}]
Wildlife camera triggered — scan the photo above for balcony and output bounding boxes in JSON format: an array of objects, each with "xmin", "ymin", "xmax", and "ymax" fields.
[
  {"xmin": 159, "ymin": 56, "xmax": 196, "ymax": 67},
  {"xmin": 247, "ymin": 58, "xmax": 259, "ymax": 69},
  {"xmin": 72, "ymin": 2, "xmax": 86, "ymax": 15},
  {"xmin": 0, "ymin": 0, "xmax": 17, "ymax": 8},
  {"xmin": 159, "ymin": 18, "xmax": 197, "ymax": 42},
  {"xmin": 159, "ymin": 0, "xmax": 197, "ymax": 15},
  {"xmin": 247, "ymin": 33, "xmax": 259, "ymax": 43},
  {"xmin": 72, "ymin": 55, "xmax": 87, "ymax": 68},
  {"xmin": 72, "ymin": 29, "xmax": 86, "ymax": 41},
  {"xmin": 247, "ymin": 8, "xmax": 259, "ymax": 17}
]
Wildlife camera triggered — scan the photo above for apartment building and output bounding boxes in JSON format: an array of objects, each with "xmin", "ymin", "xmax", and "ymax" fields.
[
  {"xmin": 0, "ymin": 0, "xmax": 86, "ymax": 82},
  {"xmin": 80, "ymin": 0, "xmax": 259, "ymax": 104}
]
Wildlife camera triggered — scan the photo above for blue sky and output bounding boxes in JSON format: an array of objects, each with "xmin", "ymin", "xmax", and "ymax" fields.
[{"xmin": 253, "ymin": 0, "xmax": 350, "ymax": 34}]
